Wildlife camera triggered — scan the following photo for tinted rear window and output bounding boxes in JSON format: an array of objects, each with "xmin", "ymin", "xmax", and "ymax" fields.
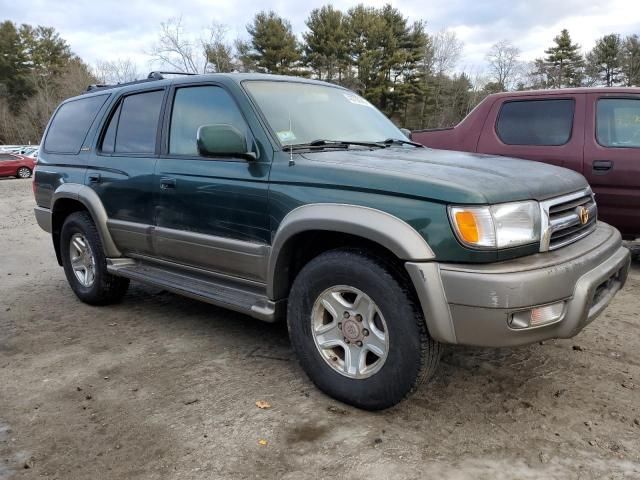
[
  {"xmin": 112, "ymin": 90, "xmax": 164, "ymax": 154},
  {"xmin": 44, "ymin": 95, "xmax": 108, "ymax": 154},
  {"xmin": 496, "ymin": 99, "xmax": 575, "ymax": 146}
]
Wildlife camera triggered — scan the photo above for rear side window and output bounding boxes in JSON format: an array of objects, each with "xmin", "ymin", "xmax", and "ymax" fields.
[
  {"xmin": 597, "ymin": 98, "xmax": 640, "ymax": 148},
  {"xmin": 496, "ymin": 99, "xmax": 575, "ymax": 146},
  {"xmin": 0, "ymin": 153, "xmax": 17, "ymax": 161},
  {"xmin": 101, "ymin": 90, "xmax": 164, "ymax": 154},
  {"xmin": 169, "ymin": 86, "xmax": 249, "ymax": 156},
  {"xmin": 44, "ymin": 94, "xmax": 108, "ymax": 154}
]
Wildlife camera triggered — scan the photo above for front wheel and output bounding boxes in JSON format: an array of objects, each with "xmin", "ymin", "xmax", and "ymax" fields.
[
  {"xmin": 60, "ymin": 211, "xmax": 129, "ymax": 305},
  {"xmin": 16, "ymin": 167, "xmax": 31, "ymax": 179},
  {"xmin": 287, "ymin": 249, "xmax": 441, "ymax": 410}
]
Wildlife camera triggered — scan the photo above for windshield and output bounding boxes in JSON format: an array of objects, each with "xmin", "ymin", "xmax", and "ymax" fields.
[{"xmin": 243, "ymin": 81, "xmax": 404, "ymax": 146}]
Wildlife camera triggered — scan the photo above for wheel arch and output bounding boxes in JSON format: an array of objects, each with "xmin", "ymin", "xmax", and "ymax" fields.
[
  {"xmin": 267, "ymin": 204, "xmax": 435, "ymax": 300},
  {"xmin": 51, "ymin": 184, "xmax": 121, "ymax": 265}
]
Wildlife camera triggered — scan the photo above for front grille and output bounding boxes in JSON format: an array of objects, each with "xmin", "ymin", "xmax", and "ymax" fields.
[{"xmin": 540, "ymin": 189, "xmax": 597, "ymax": 251}]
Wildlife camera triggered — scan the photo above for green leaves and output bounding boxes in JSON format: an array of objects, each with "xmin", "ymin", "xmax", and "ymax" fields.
[{"xmin": 245, "ymin": 11, "xmax": 301, "ymax": 75}]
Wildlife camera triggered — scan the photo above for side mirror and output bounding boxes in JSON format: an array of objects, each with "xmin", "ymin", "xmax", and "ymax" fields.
[
  {"xmin": 400, "ymin": 128, "xmax": 412, "ymax": 140},
  {"xmin": 196, "ymin": 124, "xmax": 257, "ymax": 160}
]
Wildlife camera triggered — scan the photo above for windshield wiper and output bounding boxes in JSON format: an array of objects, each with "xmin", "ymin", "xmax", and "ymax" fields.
[
  {"xmin": 383, "ymin": 138, "xmax": 424, "ymax": 148},
  {"xmin": 283, "ymin": 139, "xmax": 387, "ymax": 151}
]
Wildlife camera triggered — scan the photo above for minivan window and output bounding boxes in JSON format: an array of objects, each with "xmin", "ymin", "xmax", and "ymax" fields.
[
  {"xmin": 44, "ymin": 94, "xmax": 108, "ymax": 154},
  {"xmin": 597, "ymin": 98, "xmax": 640, "ymax": 148},
  {"xmin": 496, "ymin": 99, "xmax": 574, "ymax": 146},
  {"xmin": 169, "ymin": 86, "xmax": 248, "ymax": 156},
  {"xmin": 103, "ymin": 90, "xmax": 164, "ymax": 154}
]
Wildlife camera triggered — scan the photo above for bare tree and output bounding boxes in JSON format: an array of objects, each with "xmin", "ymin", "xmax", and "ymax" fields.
[
  {"xmin": 430, "ymin": 30, "xmax": 464, "ymax": 76},
  {"xmin": 149, "ymin": 17, "xmax": 235, "ymax": 74},
  {"xmin": 203, "ymin": 22, "xmax": 234, "ymax": 73},
  {"xmin": 93, "ymin": 58, "xmax": 140, "ymax": 84},
  {"xmin": 485, "ymin": 40, "xmax": 522, "ymax": 91}
]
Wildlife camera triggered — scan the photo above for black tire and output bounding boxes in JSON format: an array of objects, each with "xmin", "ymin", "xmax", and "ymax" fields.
[
  {"xmin": 16, "ymin": 167, "xmax": 31, "ymax": 179},
  {"xmin": 60, "ymin": 211, "xmax": 129, "ymax": 305},
  {"xmin": 287, "ymin": 248, "xmax": 441, "ymax": 410}
]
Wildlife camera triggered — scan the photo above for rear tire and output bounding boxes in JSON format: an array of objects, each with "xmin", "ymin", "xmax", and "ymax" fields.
[
  {"xmin": 16, "ymin": 167, "xmax": 31, "ymax": 179},
  {"xmin": 287, "ymin": 248, "xmax": 441, "ymax": 410},
  {"xmin": 60, "ymin": 211, "xmax": 129, "ymax": 305}
]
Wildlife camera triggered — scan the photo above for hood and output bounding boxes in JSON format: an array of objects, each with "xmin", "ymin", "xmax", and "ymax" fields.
[{"xmin": 299, "ymin": 147, "xmax": 588, "ymax": 204}]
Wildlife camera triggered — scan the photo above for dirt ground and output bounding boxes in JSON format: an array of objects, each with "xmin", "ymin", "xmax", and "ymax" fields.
[{"xmin": 0, "ymin": 177, "xmax": 638, "ymax": 480}]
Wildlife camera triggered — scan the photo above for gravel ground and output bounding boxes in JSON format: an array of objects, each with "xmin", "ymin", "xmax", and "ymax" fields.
[{"xmin": 1, "ymin": 177, "xmax": 639, "ymax": 480}]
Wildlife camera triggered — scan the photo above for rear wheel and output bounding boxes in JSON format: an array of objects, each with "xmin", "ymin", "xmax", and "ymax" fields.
[
  {"xmin": 60, "ymin": 211, "xmax": 129, "ymax": 305},
  {"xmin": 287, "ymin": 248, "xmax": 441, "ymax": 410},
  {"xmin": 16, "ymin": 167, "xmax": 31, "ymax": 179}
]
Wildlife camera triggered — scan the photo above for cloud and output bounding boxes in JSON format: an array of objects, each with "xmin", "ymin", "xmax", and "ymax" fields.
[{"xmin": 2, "ymin": 0, "xmax": 638, "ymax": 75}]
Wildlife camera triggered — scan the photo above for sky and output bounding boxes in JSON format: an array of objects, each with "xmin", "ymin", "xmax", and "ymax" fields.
[{"xmin": 2, "ymin": 0, "xmax": 639, "ymax": 76}]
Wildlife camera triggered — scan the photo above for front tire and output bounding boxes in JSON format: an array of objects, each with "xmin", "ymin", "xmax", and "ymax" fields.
[
  {"xmin": 287, "ymin": 249, "xmax": 441, "ymax": 410},
  {"xmin": 60, "ymin": 211, "xmax": 129, "ymax": 305}
]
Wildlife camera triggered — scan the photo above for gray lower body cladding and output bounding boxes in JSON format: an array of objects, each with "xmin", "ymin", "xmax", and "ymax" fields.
[{"xmin": 406, "ymin": 222, "xmax": 630, "ymax": 347}]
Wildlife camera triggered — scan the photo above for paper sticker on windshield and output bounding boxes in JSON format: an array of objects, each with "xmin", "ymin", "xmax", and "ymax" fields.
[
  {"xmin": 343, "ymin": 93, "xmax": 373, "ymax": 108},
  {"xmin": 277, "ymin": 130, "xmax": 296, "ymax": 142}
]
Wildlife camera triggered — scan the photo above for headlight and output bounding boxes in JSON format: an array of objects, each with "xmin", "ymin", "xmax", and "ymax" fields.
[{"xmin": 449, "ymin": 201, "xmax": 540, "ymax": 249}]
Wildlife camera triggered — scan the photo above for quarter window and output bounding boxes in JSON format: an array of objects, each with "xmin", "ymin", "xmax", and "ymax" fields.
[
  {"xmin": 596, "ymin": 98, "xmax": 640, "ymax": 148},
  {"xmin": 496, "ymin": 99, "xmax": 575, "ymax": 146},
  {"xmin": 44, "ymin": 94, "xmax": 108, "ymax": 154},
  {"xmin": 101, "ymin": 90, "xmax": 164, "ymax": 154},
  {"xmin": 169, "ymin": 86, "xmax": 248, "ymax": 156}
]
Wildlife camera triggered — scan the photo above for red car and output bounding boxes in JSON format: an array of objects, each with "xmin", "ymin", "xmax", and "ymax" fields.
[
  {"xmin": 0, "ymin": 152, "xmax": 36, "ymax": 179},
  {"xmin": 412, "ymin": 87, "xmax": 640, "ymax": 239}
]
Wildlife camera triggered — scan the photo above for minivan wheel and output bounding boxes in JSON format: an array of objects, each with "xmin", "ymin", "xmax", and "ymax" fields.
[
  {"xmin": 17, "ymin": 167, "xmax": 31, "ymax": 178},
  {"xmin": 60, "ymin": 211, "xmax": 129, "ymax": 305},
  {"xmin": 287, "ymin": 249, "xmax": 441, "ymax": 410}
]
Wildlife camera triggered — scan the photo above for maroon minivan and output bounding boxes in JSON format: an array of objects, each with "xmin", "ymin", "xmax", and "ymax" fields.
[{"xmin": 412, "ymin": 88, "xmax": 640, "ymax": 239}]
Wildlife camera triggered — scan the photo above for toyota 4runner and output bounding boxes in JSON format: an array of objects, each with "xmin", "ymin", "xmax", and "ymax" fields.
[{"xmin": 33, "ymin": 73, "xmax": 631, "ymax": 410}]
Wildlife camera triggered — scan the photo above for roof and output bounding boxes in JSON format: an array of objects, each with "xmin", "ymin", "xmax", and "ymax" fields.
[{"xmin": 489, "ymin": 86, "xmax": 640, "ymax": 99}]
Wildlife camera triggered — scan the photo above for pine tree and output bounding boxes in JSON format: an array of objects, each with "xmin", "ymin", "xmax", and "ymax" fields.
[
  {"xmin": 621, "ymin": 34, "xmax": 640, "ymax": 86},
  {"xmin": 586, "ymin": 34, "xmax": 623, "ymax": 86},
  {"xmin": 246, "ymin": 11, "xmax": 301, "ymax": 74},
  {"xmin": 0, "ymin": 21, "xmax": 32, "ymax": 112},
  {"xmin": 303, "ymin": 6, "xmax": 349, "ymax": 81},
  {"xmin": 543, "ymin": 29, "xmax": 584, "ymax": 88}
]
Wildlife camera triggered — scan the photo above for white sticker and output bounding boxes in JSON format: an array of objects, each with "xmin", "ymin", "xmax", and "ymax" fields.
[
  {"xmin": 343, "ymin": 93, "xmax": 373, "ymax": 108},
  {"xmin": 277, "ymin": 130, "xmax": 296, "ymax": 142}
]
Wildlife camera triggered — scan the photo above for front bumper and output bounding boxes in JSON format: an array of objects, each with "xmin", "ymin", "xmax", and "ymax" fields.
[{"xmin": 406, "ymin": 222, "xmax": 630, "ymax": 347}]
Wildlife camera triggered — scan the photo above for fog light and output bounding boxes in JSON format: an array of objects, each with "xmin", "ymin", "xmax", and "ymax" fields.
[{"xmin": 509, "ymin": 302, "xmax": 565, "ymax": 329}]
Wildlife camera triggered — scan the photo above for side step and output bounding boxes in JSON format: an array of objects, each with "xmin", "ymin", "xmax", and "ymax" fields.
[{"xmin": 107, "ymin": 259, "xmax": 281, "ymax": 322}]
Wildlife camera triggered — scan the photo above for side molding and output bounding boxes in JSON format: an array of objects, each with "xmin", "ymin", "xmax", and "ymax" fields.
[
  {"xmin": 267, "ymin": 203, "xmax": 435, "ymax": 299},
  {"xmin": 52, "ymin": 183, "xmax": 121, "ymax": 257}
]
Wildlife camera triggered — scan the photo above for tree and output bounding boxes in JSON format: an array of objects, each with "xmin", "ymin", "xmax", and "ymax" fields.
[
  {"xmin": 586, "ymin": 34, "xmax": 623, "ymax": 86},
  {"xmin": 485, "ymin": 40, "xmax": 521, "ymax": 91},
  {"xmin": 428, "ymin": 30, "xmax": 463, "ymax": 76},
  {"xmin": 149, "ymin": 17, "xmax": 234, "ymax": 74},
  {"xmin": 203, "ymin": 22, "xmax": 234, "ymax": 73},
  {"xmin": 621, "ymin": 34, "xmax": 640, "ymax": 86},
  {"xmin": 0, "ymin": 20, "xmax": 32, "ymax": 112},
  {"xmin": 303, "ymin": 6, "xmax": 349, "ymax": 81},
  {"xmin": 93, "ymin": 58, "xmax": 140, "ymax": 84},
  {"xmin": 539, "ymin": 29, "xmax": 584, "ymax": 88},
  {"xmin": 245, "ymin": 11, "xmax": 301, "ymax": 74}
]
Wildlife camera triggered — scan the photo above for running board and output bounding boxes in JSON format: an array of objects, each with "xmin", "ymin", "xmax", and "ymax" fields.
[{"xmin": 106, "ymin": 259, "xmax": 281, "ymax": 322}]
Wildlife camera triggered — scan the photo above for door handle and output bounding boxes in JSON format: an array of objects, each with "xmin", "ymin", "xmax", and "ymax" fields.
[
  {"xmin": 592, "ymin": 160, "xmax": 613, "ymax": 175},
  {"xmin": 88, "ymin": 173, "xmax": 101, "ymax": 184},
  {"xmin": 160, "ymin": 177, "xmax": 176, "ymax": 189}
]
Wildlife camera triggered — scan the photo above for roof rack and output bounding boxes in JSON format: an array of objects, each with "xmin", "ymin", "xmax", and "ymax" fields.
[{"xmin": 85, "ymin": 71, "xmax": 198, "ymax": 93}]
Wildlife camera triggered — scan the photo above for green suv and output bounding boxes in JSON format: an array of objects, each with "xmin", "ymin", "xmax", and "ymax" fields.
[{"xmin": 33, "ymin": 73, "xmax": 630, "ymax": 410}]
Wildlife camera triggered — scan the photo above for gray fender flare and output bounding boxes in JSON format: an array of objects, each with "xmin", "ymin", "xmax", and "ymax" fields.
[
  {"xmin": 267, "ymin": 203, "xmax": 435, "ymax": 300},
  {"xmin": 52, "ymin": 183, "xmax": 121, "ymax": 257}
]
